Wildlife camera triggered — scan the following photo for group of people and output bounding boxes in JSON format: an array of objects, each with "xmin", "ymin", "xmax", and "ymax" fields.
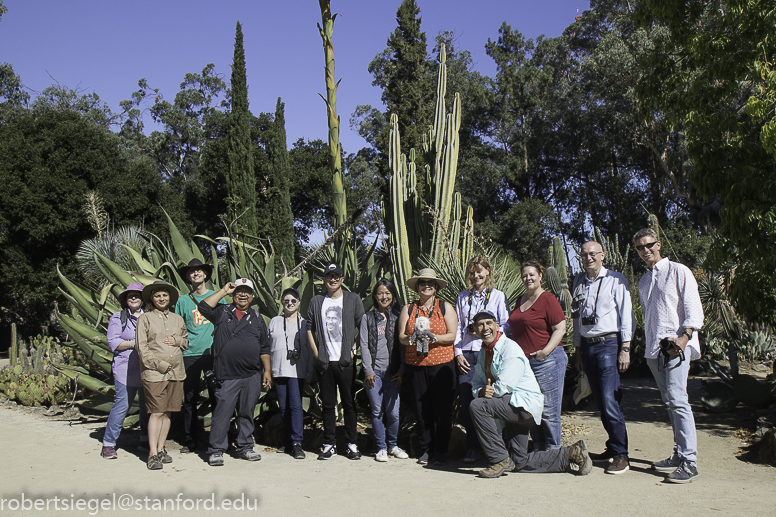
[{"xmin": 100, "ymin": 227, "xmax": 704, "ymax": 484}]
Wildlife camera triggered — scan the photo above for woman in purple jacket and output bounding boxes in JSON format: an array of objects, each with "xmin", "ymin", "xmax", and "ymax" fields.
[{"xmin": 101, "ymin": 283, "xmax": 149, "ymax": 459}]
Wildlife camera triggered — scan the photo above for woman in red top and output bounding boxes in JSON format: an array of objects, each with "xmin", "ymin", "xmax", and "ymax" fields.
[
  {"xmin": 508, "ymin": 261, "xmax": 567, "ymax": 450},
  {"xmin": 398, "ymin": 268, "xmax": 458, "ymax": 465}
]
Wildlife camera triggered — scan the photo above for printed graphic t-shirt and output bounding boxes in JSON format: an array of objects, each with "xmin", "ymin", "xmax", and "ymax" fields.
[
  {"xmin": 321, "ymin": 295, "xmax": 344, "ymax": 362},
  {"xmin": 175, "ymin": 290, "xmax": 223, "ymax": 357}
]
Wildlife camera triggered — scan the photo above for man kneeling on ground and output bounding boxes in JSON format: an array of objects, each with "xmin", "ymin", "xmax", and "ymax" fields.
[{"xmin": 469, "ymin": 310, "xmax": 592, "ymax": 478}]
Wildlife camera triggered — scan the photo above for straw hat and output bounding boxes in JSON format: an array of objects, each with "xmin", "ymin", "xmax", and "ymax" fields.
[{"xmin": 406, "ymin": 268, "xmax": 448, "ymax": 292}]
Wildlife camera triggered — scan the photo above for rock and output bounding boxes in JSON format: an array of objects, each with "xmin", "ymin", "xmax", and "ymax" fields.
[
  {"xmin": 62, "ymin": 407, "xmax": 81, "ymax": 420},
  {"xmin": 701, "ymin": 381, "xmax": 737, "ymax": 413},
  {"xmin": 753, "ymin": 364, "xmax": 769, "ymax": 372},
  {"xmin": 758, "ymin": 429, "xmax": 776, "ymax": 466}
]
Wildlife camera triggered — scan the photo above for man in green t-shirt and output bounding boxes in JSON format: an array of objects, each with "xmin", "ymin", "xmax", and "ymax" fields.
[{"xmin": 175, "ymin": 258, "xmax": 222, "ymax": 453}]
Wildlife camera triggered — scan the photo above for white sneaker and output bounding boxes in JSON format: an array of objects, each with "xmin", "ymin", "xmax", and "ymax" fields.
[
  {"xmin": 375, "ymin": 449, "xmax": 388, "ymax": 462},
  {"xmin": 389, "ymin": 446, "xmax": 409, "ymax": 459}
]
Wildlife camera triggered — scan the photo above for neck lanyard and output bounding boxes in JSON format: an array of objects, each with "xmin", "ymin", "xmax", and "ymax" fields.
[
  {"xmin": 415, "ymin": 299, "xmax": 435, "ymax": 321},
  {"xmin": 283, "ymin": 314, "xmax": 301, "ymax": 352},
  {"xmin": 466, "ymin": 288, "xmax": 491, "ymax": 325}
]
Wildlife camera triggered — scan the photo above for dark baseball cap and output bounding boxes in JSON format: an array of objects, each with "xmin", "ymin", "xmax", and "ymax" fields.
[
  {"xmin": 323, "ymin": 263, "xmax": 344, "ymax": 277},
  {"xmin": 472, "ymin": 310, "xmax": 498, "ymax": 323}
]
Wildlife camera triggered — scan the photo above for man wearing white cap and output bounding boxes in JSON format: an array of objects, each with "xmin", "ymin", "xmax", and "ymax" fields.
[{"xmin": 199, "ymin": 279, "xmax": 271, "ymax": 466}]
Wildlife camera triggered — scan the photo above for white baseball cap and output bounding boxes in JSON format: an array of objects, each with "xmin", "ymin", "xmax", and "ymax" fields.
[{"xmin": 234, "ymin": 278, "xmax": 255, "ymax": 293}]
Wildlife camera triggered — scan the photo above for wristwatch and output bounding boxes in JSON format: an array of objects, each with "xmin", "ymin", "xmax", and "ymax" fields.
[{"xmin": 682, "ymin": 329, "xmax": 693, "ymax": 340}]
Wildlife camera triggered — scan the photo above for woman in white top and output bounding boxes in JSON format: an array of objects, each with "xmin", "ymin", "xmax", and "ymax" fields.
[
  {"xmin": 454, "ymin": 256, "xmax": 509, "ymax": 464},
  {"xmin": 268, "ymin": 287, "xmax": 313, "ymax": 459}
]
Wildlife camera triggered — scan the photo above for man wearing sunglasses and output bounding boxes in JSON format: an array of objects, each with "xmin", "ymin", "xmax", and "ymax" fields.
[
  {"xmin": 307, "ymin": 263, "xmax": 365, "ymax": 460},
  {"xmin": 571, "ymin": 241, "xmax": 635, "ymax": 475},
  {"xmin": 634, "ymin": 228, "xmax": 703, "ymax": 484}
]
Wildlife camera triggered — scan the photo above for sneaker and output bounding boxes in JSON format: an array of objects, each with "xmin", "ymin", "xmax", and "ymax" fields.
[
  {"xmin": 664, "ymin": 461, "xmax": 698, "ymax": 484},
  {"xmin": 292, "ymin": 443, "xmax": 306, "ymax": 460},
  {"xmin": 147, "ymin": 453, "xmax": 163, "ymax": 470},
  {"xmin": 588, "ymin": 449, "xmax": 616, "ymax": 464},
  {"xmin": 375, "ymin": 449, "xmax": 388, "ymax": 462},
  {"xmin": 417, "ymin": 451, "xmax": 430, "ymax": 465},
  {"xmin": 180, "ymin": 440, "xmax": 197, "ymax": 454},
  {"xmin": 432, "ymin": 453, "xmax": 447, "ymax": 465},
  {"xmin": 652, "ymin": 452, "xmax": 682, "ymax": 473},
  {"xmin": 477, "ymin": 456, "xmax": 515, "ymax": 478},
  {"xmin": 567, "ymin": 440, "xmax": 592, "ymax": 476},
  {"xmin": 101, "ymin": 446, "xmax": 117, "ymax": 459},
  {"xmin": 389, "ymin": 446, "xmax": 409, "ymax": 459},
  {"xmin": 318, "ymin": 444, "xmax": 336, "ymax": 460},
  {"xmin": 606, "ymin": 455, "xmax": 630, "ymax": 475},
  {"xmin": 276, "ymin": 445, "xmax": 286, "ymax": 454},
  {"xmin": 159, "ymin": 448, "xmax": 173, "ymax": 464},
  {"xmin": 208, "ymin": 453, "xmax": 224, "ymax": 466},
  {"xmin": 463, "ymin": 449, "xmax": 482, "ymax": 464},
  {"xmin": 237, "ymin": 449, "xmax": 261, "ymax": 461},
  {"xmin": 345, "ymin": 443, "xmax": 362, "ymax": 460}
]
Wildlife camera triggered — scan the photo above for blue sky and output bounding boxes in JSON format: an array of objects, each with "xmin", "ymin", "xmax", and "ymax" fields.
[{"xmin": 1, "ymin": 0, "xmax": 589, "ymax": 154}]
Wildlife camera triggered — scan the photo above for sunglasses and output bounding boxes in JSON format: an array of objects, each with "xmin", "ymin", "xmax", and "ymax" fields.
[
  {"xmin": 636, "ymin": 241, "xmax": 658, "ymax": 252},
  {"xmin": 418, "ymin": 280, "xmax": 437, "ymax": 287},
  {"xmin": 324, "ymin": 274, "xmax": 342, "ymax": 281},
  {"xmin": 282, "ymin": 299, "xmax": 299, "ymax": 305}
]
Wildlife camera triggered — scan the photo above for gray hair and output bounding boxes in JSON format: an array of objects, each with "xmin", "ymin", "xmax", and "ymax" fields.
[{"xmin": 633, "ymin": 228, "xmax": 659, "ymax": 245}]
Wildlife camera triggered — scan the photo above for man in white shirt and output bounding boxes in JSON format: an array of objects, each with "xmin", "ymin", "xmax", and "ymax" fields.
[{"xmin": 635, "ymin": 228, "xmax": 704, "ymax": 484}]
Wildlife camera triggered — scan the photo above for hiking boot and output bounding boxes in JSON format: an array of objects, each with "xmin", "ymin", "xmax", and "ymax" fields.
[
  {"xmin": 375, "ymin": 449, "xmax": 388, "ymax": 462},
  {"xmin": 417, "ymin": 451, "xmax": 430, "ymax": 465},
  {"xmin": 463, "ymin": 449, "xmax": 482, "ymax": 464},
  {"xmin": 208, "ymin": 453, "xmax": 224, "ymax": 466},
  {"xmin": 147, "ymin": 453, "xmax": 163, "ymax": 470},
  {"xmin": 664, "ymin": 461, "xmax": 698, "ymax": 484},
  {"xmin": 292, "ymin": 443, "xmax": 306, "ymax": 460},
  {"xmin": 237, "ymin": 449, "xmax": 261, "ymax": 461},
  {"xmin": 318, "ymin": 444, "xmax": 336, "ymax": 460},
  {"xmin": 588, "ymin": 449, "xmax": 616, "ymax": 464},
  {"xmin": 567, "ymin": 440, "xmax": 592, "ymax": 476},
  {"xmin": 180, "ymin": 440, "xmax": 197, "ymax": 454},
  {"xmin": 345, "ymin": 443, "xmax": 362, "ymax": 460},
  {"xmin": 159, "ymin": 448, "xmax": 173, "ymax": 464},
  {"xmin": 477, "ymin": 456, "xmax": 515, "ymax": 478},
  {"xmin": 101, "ymin": 446, "xmax": 117, "ymax": 459},
  {"xmin": 652, "ymin": 452, "xmax": 681, "ymax": 473},
  {"xmin": 389, "ymin": 446, "xmax": 408, "ymax": 459},
  {"xmin": 606, "ymin": 455, "xmax": 630, "ymax": 475}
]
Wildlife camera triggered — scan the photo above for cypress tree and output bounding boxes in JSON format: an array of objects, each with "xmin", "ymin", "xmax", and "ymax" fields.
[
  {"xmin": 226, "ymin": 21, "xmax": 258, "ymax": 240},
  {"xmin": 260, "ymin": 98, "xmax": 295, "ymax": 266}
]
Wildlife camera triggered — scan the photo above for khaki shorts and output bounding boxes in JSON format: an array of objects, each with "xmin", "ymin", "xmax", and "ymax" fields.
[{"xmin": 143, "ymin": 380, "xmax": 183, "ymax": 413}]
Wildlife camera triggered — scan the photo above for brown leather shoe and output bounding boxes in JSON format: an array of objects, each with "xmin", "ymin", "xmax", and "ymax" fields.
[{"xmin": 606, "ymin": 455, "xmax": 630, "ymax": 475}]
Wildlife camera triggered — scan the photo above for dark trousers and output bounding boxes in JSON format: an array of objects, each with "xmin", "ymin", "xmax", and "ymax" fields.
[
  {"xmin": 319, "ymin": 362, "xmax": 357, "ymax": 445},
  {"xmin": 207, "ymin": 372, "xmax": 261, "ymax": 455},
  {"xmin": 275, "ymin": 377, "xmax": 305, "ymax": 445},
  {"xmin": 408, "ymin": 360, "xmax": 456, "ymax": 455},
  {"xmin": 580, "ymin": 338, "xmax": 629, "ymax": 456},
  {"xmin": 470, "ymin": 395, "xmax": 569, "ymax": 472},
  {"xmin": 182, "ymin": 354, "xmax": 217, "ymax": 444},
  {"xmin": 457, "ymin": 350, "xmax": 481, "ymax": 451}
]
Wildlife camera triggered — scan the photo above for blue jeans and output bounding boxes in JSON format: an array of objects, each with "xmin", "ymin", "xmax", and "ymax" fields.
[
  {"xmin": 580, "ymin": 338, "xmax": 628, "ymax": 456},
  {"xmin": 457, "ymin": 350, "xmax": 481, "ymax": 451},
  {"xmin": 365, "ymin": 370, "xmax": 401, "ymax": 450},
  {"xmin": 275, "ymin": 377, "xmax": 305, "ymax": 445},
  {"xmin": 647, "ymin": 356, "xmax": 697, "ymax": 464},
  {"xmin": 104, "ymin": 380, "xmax": 148, "ymax": 447},
  {"xmin": 528, "ymin": 345, "xmax": 568, "ymax": 450}
]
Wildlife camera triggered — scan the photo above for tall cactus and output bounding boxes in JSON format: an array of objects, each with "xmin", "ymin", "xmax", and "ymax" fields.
[
  {"xmin": 594, "ymin": 227, "xmax": 630, "ymax": 273},
  {"xmin": 387, "ymin": 43, "xmax": 468, "ymax": 303}
]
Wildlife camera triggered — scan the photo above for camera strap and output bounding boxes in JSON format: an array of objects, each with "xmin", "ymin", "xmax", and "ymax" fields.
[
  {"xmin": 586, "ymin": 275, "xmax": 604, "ymax": 320},
  {"xmin": 466, "ymin": 288, "xmax": 491, "ymax": 325}
]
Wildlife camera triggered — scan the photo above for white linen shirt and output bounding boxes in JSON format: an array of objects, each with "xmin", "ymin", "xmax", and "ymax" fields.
[
  {"xmin": 638, "ymin": 258, "xmax": 704, "ymax": 360},
  {"xmin": 454, "ymin": 288, "xmax": 510, "ymax": 356},
  {"xmin": 572, "ymin": 267, "xmax": 635, "ymax": 347}
]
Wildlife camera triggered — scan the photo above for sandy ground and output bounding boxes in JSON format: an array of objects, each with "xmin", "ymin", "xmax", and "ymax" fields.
[{"xmin": 0, "ymin": 377, "xmax": 774, "ymax": 517}]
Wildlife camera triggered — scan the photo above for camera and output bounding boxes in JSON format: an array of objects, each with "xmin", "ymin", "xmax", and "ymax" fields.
[
  {"xmin": 467, "ymin": 323, "xmax": 475, "ymax": 334},
  {"xmin": 204, "ymin": 369, "xmax": 221, "ymax": 394},
  {"xmin": 287, "ymin": 348, "xmax": 300, "ymax": 360},
  {"xmin": 581, "ymin": 315, "xmax": 597, "ymax": 326},
  {"xmin": 659, "ymin": 338, "xmax": 685, "ymax": 368}
]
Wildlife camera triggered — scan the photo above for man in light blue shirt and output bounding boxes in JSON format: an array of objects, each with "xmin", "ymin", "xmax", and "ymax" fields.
[
  {"xmin": 572, "ymin": 240, "xmax": 635, "ymax": 475},
  {"xmin": 468, "ymin": 310, "xmax": 592, "ymax": 478}
]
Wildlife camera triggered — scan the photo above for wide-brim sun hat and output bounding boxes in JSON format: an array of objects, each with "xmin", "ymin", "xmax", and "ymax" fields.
[
  {"xmin": 177, "ymin": 258, "xmax": 213, "ymax": 283},
  {"xmin": 142, "ymin": 280, "xmax": 180, "ymax": 306},
  {"xmin": 118, "ymin": 282, "xmax": 145, "ymax": 306},
  {"xmin": 406, "ymin": 268, "xmax": 448, "ymax": 293}
]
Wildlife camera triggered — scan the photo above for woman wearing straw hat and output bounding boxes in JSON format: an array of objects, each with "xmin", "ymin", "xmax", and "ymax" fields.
[
  {"xmin": 397, "ymin": 268, "xmax": 458, "ymax": 465},
  {"xmin": 136, "ymin": 281, "xmax": 188, "ymax": 470},
  {"xmin": 101, "ymin": 282, "xmax": 149, "ymax": 459}
]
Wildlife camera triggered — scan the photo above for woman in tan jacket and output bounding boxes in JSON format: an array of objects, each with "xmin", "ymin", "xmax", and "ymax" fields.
[{"xmin": 136, "ymin": 281, "xmax": 188, "ymax": 470}]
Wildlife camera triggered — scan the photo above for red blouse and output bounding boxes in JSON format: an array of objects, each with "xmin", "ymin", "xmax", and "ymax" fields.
[{"xmin": 508, "ymin": 291, "xmax": 565, "ymax": 356}]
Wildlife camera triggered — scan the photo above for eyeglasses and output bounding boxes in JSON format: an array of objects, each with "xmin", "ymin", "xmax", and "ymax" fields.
[
  {"xmin": 636, "ymin": 241, "xmax": 658, "ymax": 252},
  {"xmin": 418, "ymin": 280, "xmax": 437, "ymax": 287},
  {"xmin": 324, "ymin": 274, "xmax": 342, "ymax": 281},
  {"xmin": 282, "ymin": 299, "xmax": 298, "ymax": 305},
  {"xmin": 580, "ymin": 252, "xmax": 602, "ymax": 259}
]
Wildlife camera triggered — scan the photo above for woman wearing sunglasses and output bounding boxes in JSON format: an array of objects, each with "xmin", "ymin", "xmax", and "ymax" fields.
[{"xmin": 268, "ymin": 287, "xmax": 313, "ymax": 459}]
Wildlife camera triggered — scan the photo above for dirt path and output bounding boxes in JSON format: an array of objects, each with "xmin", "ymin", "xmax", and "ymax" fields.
[{"xmin": 0, "ymin": 377, "xmax": 773, "ymax": 516}]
